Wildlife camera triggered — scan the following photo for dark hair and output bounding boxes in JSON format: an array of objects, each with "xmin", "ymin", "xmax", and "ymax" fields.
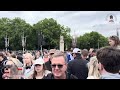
[
  {"xmin": 92, "ymin": 49, "xmax": 97, "ymax": 53},
  {"xmin": 0, "ymin": 52, "xmax": 4, "ymax": 58},
  {"xmin": 109, "ymin": 35, "xmax": 120, "ymax": 46},
  {"xmin": 11, "ymin": 54, "xmax": 16, "ymax": 58},
  {"xmin": 96, "ymin": 46, "xmax": 120, "ymax": 73},
  {"xmin": 33, "ymin": 64, "xmax": 47, "ymax": 78},
  {"xmin": 17, "ymin": 55, "xmax": 23, "ymax": 64}
]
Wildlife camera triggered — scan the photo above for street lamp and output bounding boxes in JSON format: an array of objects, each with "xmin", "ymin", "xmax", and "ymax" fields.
[
  {"xmin": 98, "ymin": 39, "xmax": 99, "ymax": 49},
  {"xmin": 5, "ymin": 34, "xmax": 9, "ymax": 52},
  {"xmin": 72, "ymin": 30, "xmax": 77, "ymax": 48},
  {"xmin": 37, "ymin": 30, "xmax": 43, "ymax": 56},
  {"xmin": 22, "ymin": 31, "xmax": 26, "ymax": 54}
]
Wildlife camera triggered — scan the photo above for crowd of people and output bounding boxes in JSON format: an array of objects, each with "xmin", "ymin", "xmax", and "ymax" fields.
[{"xmin": 0, "ymin": 35, "xmax": 120, "ymax": 79}]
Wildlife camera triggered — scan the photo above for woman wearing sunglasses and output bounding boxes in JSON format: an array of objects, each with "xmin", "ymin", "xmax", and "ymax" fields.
[
  {"xmin": 2, "ymin": 58, "xmax": 23, "ymax": 79},
  {"xmin": 28, "ymin": 58, "xmax": 51, "ymax": 79}
]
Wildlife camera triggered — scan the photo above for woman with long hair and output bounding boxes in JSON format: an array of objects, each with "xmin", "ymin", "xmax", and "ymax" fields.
[
  {"xmin": 28, "ymin": 58, "xmax": 51, "ymax": 79},
  {"xmin": 2, "ymin": 58, "xmax": 23, "ymax": 79},
  {"xmin": 108, "ymin": 35, "xmax": 120, "ymax": 49},
  {"xmin": 87, "ymin": 56, "xmax": 101, "ymax": 79}
]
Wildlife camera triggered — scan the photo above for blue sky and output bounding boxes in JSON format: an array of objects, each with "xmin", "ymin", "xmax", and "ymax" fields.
[{"xmin": 0, "ymin": 11, "xmax": 120, "ymax": 37}]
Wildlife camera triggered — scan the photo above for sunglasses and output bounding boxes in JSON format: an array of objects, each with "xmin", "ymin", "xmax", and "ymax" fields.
[
  {"xmin": 4, "ymin": 65, "xmax": 13, "ymax": 70},
  {"xmin": 35, "ymin": 64, "xmax": 41, "ymax": 67},
  {"xmin": 50, "ymin": 53, "xmax": 54, "ymax": 55},
  {"xmin": 51, "ymin": 64, "xmax": 64, "ymax": 69}
]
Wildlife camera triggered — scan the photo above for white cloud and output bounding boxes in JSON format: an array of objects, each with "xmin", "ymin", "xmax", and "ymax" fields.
[{"xmin": 0, "ymin": 11, "xmax": 120, "ymax": 37}]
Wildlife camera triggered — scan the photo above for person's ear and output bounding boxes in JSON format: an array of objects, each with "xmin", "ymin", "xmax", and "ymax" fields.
[{"xmin": 98, "ymin": 62, "xmax": 103, "ymax": 71}]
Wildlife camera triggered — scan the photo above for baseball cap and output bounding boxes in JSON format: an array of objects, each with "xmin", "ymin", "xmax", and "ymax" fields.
[
  {"xmin": 34, "ymin": 58, "xmax": 44, "ymax": 65},
  {"xmin": 73, "ymin": 48, "xmax": 81, "ymax": 53}
]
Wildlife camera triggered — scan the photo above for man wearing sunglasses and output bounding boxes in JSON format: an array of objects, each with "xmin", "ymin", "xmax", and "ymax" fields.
[{"xmin": 44, "ymin": 50, "xmax": 77, "ymax": 79}]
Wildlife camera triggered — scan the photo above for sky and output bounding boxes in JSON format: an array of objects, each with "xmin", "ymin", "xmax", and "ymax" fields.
[{"xmin": 0, "ymin": 11, "xmax": 120, "ymax": 37}]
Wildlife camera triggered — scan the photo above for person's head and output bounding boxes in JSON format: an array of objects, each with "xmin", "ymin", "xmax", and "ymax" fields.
[
  {"xmin": 43, "ymin": 51, "xmax": 49, "ymax": 58},
  {"xmin": 23, "ymin": 53, "xmax": 33, "ymax": 65},
  {"xmin": 81, "ymin": 49, "xmax": 89, "ymax": 60},
  {"xmin": 87, "ymin": 56, "xmax": 100, "ymax": 79},
  {"xmin": 67, "ymin": 48, "xmax": 72, "ymax": 53},
  {"xmin": 91, "ymin": 49, "xmax": 97, "ymax": 57},
  {"xmin": 3, "ymin": 65, "xmax": 19, "ymax": 79},
  {"xmin": 17, "ymin": 55, "xmax": 23, "ymax": 63},
  {"xmin": 11, "ymin": 53, "xmax": 16, "ymax": 58},
  {"xmin": 108, "ymin": 35, "xmax": 120, "ymax": 47},
  {"xmin": 2, "ymin": 51, "xmax": 7, "ymax": 57},
  {"xmin": 89, "ymin": 48, "xmax": 94, "ymax": 54},
  {"xmin": 35, "ymin": 50, "xmax": 41, "ymax": 59},
  {"xmin": 96, "ymin": 46, "xmax": 120, "ymax": 74},
  {"xmin": 6, "ymin": 51, "xmax": 13, "ymax": 57},
  {"xmin": 4, "ymin": 58, "xmax": 23, "ymax": 79},
  {"xmin": 49, "ymin": 49, "xmax": 56, "ymax": 60},
  {"xmin": 0, "ymin": 52, "xmax": 4, "ymax": 61},
  {"xmin": 51, "ymin": 50, "xmax": 67, "ymax": 79},
  {"xmin": 34, "ymin": 58, "xmax": 46, "ymax": 73},
  {"xmin": 72, "ymin": 48, "xmax": 81, "ymax": 59}
]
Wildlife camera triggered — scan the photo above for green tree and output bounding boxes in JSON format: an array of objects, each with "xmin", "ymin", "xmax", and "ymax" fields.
[
  {"xmin": 77, "ymin": 31, "xmax": 108, "ymax": 49},
  {"xmin": 0, "ymin": 18, "xmax": 12, "ymax": 50},
  {"xmin": 0, "ymin": 17, "xmax": 72, "ymax": 50},
  {"xmin": 33, "ymin": 18, "xmax": 72, "ymax": 50},
  {"xmin": 10, "ymin": 17, "xmax": 33, "ymax": 50}
]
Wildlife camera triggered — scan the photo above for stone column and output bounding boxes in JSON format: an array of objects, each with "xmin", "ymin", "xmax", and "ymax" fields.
[{"xmin": 60, "ymin": 36, "xmax": 64, "ymax": 52}]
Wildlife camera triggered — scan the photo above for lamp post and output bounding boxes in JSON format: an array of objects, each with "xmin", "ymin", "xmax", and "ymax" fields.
[
  {"xmin": 72, "ymin": 30, "xmax": 77, "ymax": 48},
  {"xmin": 5, "ymin": 34, "xmax": 9, "ymax": 52},
  {"xmin": 22, "ymin": 31, "xmax": 26, "ymax": 54},
  {"xmin": 38, "ymin": 31, "xmax": 40, "ymax": 50},
  {"xmin": 37, "ymin": 30, "xmax": 43, "ymax": 56},
  {"xmin": 40, "ymin": 30, "xmax": 43, "ymax": 57},
  {"xmin": 98, "ymin": 39, "xmax": 99, "ymax": 49}
]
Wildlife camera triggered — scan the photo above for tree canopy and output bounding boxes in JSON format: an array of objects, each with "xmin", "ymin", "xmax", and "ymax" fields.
[
  {"xmin": 77, "ymin": 31, "xmax": 108, "ymax": 49},
  {"xmin": 0, "ymin": 17, "xmax": 72, "ymax": 50}
]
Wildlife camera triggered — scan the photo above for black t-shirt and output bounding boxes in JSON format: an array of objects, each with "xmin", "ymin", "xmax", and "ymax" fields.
[
  {"xmin": 67, "ymin": 59, "xmax": 88, "ymax": 79},
  {"xmin": 44, "ymin": 72, "xmax": 78, "ymax": 79},
  {"xmin": 45, "ymin": 60, "xmax": 52, "ymax": 71}
]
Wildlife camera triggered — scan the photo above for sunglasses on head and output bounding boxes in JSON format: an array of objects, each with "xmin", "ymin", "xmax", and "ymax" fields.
[
  {"xmin": 35, "ymin": 64, "xmax": 41, "ymax": 67},
  {"xmin": 50, "ymin": 53, "xmax": 54, "ymax": 55},
  {"xmin": 51, "ymin": 64, "xmax": 64, "ymax": 69}
]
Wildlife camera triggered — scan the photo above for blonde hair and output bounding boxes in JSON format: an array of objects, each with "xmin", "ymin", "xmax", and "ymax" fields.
[
  {"xmin": 23, "ymin": 53, "xmax": 34, "ymax": 66},
  {"xmin": 87, "ymin": 56, "xmax": 100, "ymax": 79}
]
